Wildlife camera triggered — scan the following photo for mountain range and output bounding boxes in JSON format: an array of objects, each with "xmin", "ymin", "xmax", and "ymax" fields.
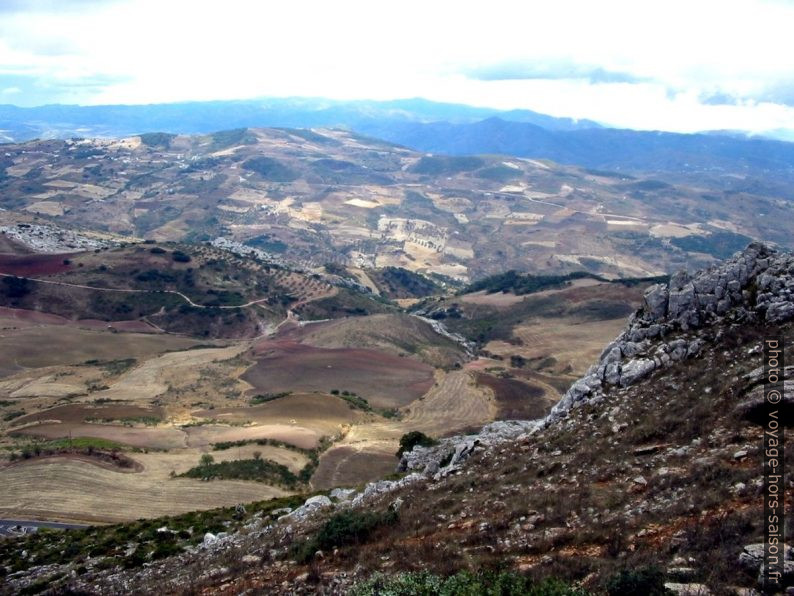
[{"xmin": 2, "ymin": 98, "xmax": 794, "ymax": 191}]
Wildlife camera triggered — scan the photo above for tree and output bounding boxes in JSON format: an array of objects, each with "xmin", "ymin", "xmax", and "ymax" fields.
[
  {"xmin": 396, "ymin": 431, "xmax": 437, "ymax": 458},
  {"xmin": 199, "ymin": 453, "xmax": 214, "ymax": 467}
]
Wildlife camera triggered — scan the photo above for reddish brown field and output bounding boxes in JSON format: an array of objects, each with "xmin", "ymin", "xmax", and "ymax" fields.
[
  {"xmin": 0, "ymin": 253, "xmax": 73, "ymax": 276},
  {"xmin": 474, "ymin": 371, "xmax": 554, "ymax": 420},
  {"xmin": 194, "ymin": 393, "xmax": 364, "ymax": 428},
  {"xmin": 0, "ymin": 306, "xmax": 158, "ymax": 332},
  {"xmin": 243, "ymin": 340, "xmax": 435, "ymax": 409},
  {"xmin": 311, "ymin": 446, "xmax": 396, "ymax": 490},
  {"xmin": 11, "ymin": 404, "xmax": 164, "ymax": 426}
]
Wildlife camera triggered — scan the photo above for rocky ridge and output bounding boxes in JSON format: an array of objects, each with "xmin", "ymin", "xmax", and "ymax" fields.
[
  {"xmin": 400, "ymin": 242, "xmax": 794, "ymax": 476},
  {"xmin": 551, "ymin": 242, "xmax": 794, "ymax": 419},
  {"xmin": 4, "ymin": 243, "xmax": 793, "ymax": 595}
]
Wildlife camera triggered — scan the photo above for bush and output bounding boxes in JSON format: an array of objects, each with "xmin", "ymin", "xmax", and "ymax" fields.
[
  {"xmin": 181, "ymin": 457, "xmax": 298, "ymax": 488},
  {"xmin": 294, "ymin": 509, "xmax": 398, "ymax": 563},
  {"xmin": 249, "ymin": 392, "xmax": 290, "ymax": 405},
  {"xmin": 606, "ymin": 566, "xmax": 672, "ymax": 596},
  {"xmin": 171, "ymin": 250, "xmax": 191, "ymax": 263},
  {"xmin": 1, "ymin": 276, "xmax": 31, "ymax": 299},
  {"xmin": 397, "ymin": 431, "xmax": 437, "ymax": 457},
  {"xmin": 351, "ymin": 571, "xmax": 585, "ymax": 596}
]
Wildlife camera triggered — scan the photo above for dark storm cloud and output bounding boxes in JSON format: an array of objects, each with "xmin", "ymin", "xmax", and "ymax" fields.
[{"xmin": 464, "ymin": 60, "xmax": 652, "ymax": 84}]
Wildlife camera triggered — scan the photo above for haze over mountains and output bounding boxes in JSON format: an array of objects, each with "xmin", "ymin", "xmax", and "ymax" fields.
[{"xmin": 3, "ymin": 98, "xmax": 794, "ymax": 190}]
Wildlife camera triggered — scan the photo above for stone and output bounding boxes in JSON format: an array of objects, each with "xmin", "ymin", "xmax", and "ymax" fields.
[
  {"xmin": 620, "ymin": 359, "xmax": 656, "ymax": 386},
  {"xmin": 304, "ymin": 495, "xmax": 333, "ymax": 508},
  {"xmin": 330, "ymin": 488, "xmax": 356, "ymax": 502},
  {"xmin": 664, "ymin": 582, "xmax": 712, "ymax": 595},
  {"xmin": 667, "ymin": 567, "xmax": 697, "ymax": 581},
  {"xmin": 766, "ymin": 301, "xmax": 794, "ymax": 323},
  {"xmin": 643, "ymin": 284, "xmax": 669, "ymax": 320},
  {"xmin": 202, "ymin": 532, "xmax": 218, "ymax": 546}
]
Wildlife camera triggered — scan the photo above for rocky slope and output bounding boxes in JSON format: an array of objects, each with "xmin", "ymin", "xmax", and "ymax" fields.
[{"xmin": 3, "ymin": 244, "xmax": 793, "ymax": 595}]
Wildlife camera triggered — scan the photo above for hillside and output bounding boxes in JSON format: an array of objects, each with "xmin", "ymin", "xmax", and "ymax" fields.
[
  {"xmin": 2, "ymin": 97, "xmax": 792, "ymax": 185},
  {"xmin": 1, "ymin": 128, "xmax": 792, "ymax": 284},
  {"xmin": 0, "ymin": 237, "xmax": 391, "ymax": 338},
  {"xmin": 363, "ymin": 117, "xmax": 794, "ymax": 194},
  {"xmin": 3, "ymin": 243, "xmax": 791, "ymax": 594}
]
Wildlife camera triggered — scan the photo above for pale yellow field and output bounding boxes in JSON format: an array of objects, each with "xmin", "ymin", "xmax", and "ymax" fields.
[
  {"xmin": 0, "ymin": 457, "xmax": 288, "ymax": 524},
  {"xmin": 488, "ymin": 316, "xmax": 627, "ymax": 377}
]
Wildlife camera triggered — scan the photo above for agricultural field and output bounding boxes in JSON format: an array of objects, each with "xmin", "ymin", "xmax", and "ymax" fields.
[
  {"xmin": 2, "ymin": 127, "xmax": 789, "ymax": 287},
  {"xmin": 0, "ymin": 137, "xmax": 674, "ymax": 525},
  {"xmin": 0, "ymin": 264, "xmax": 650, "ymax": 523}
]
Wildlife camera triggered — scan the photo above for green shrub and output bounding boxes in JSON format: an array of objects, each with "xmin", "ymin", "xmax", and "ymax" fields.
[
  {"xmin": 351, "ymin": 571, "xmax": 586, "ymax": 596},
  {"xmin": 171, "ymin": 250, "xmax": 191, "ymax": 263},
  {"xmin": 249, "ymin": 392, "xmax": 291, "ymax": 405},
  {"xmin": 294, "ymin": 509, "xmax": 398, "ymax": 563},
  {"xmin": 242, "ymin": 156, "xmax": 298, "ymax": 182},
  {"xmin": 606, "ymin": 566, "xmax": 672, "ymax": 596},
  {"xmin": 397, "ymin": 431, "xmax": 437, "ymax": 457},
  {"xmin": 181, "ymin": 457, "xmax": 298, "ymax": 488}
]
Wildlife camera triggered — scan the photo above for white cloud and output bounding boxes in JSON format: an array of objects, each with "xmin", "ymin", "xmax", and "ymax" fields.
[
  {"xmin": 1, "ymin": 86, "xmax": 21, "ymax": 95},
  {"xmin": 0, "ymin": 0, "xmax": 793, "ymax": 134}
]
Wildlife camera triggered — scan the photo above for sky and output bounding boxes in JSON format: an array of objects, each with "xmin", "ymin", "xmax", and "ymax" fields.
[{"xmin": 1, "ymin": 0, "xmax": 794, "ymax": 135}]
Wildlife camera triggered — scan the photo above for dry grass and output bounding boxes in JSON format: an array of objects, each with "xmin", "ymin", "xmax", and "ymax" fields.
[{"xmin": 0, "ymin": 455, "xmax": 289, "ymax": 524}]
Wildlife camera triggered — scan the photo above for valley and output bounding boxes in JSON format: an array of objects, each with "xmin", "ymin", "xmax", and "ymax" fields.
[
  {"xmin": 0, "ymin": 124, "xmax": 790, "ymax": 594},
  {"xmin": 0, "ymin": 226, "xmax": 649, "ymax": 523}
]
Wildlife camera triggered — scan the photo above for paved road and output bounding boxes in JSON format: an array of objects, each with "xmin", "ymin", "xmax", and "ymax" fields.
[{"xmin": 0, "ymin": 519, "xmax": 88, "ymax": 537}]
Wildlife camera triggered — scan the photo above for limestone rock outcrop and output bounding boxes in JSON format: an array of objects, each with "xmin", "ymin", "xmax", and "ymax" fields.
[{"xmin": 549, "ymin": 242, "xmax": 794, "ymax": 420}]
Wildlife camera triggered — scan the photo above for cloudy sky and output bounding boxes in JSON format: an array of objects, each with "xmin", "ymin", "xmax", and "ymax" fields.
[{"xmin": 1, "ymin": 0, "xmax": 793, "ymax": 134}]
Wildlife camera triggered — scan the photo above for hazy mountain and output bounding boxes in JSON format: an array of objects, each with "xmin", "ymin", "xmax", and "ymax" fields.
[
  {"xmin": 0, "ymin": 97, "xmax": 600, "ymax": 144},
  {"xmin": 357, "ymin": 117, "xmax": 794, "ymax": 185},
  {"xmin": 2, "ymin": 98, "xmax": 792, "ymax": 187}
]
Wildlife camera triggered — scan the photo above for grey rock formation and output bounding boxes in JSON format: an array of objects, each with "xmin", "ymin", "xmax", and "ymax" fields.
[
  {"xmin": 397, "ymin": 420, "xmax": 540, "ymax": 476},
  {"xmin": 549, "ymin": 243, "xmax": 794, "ymax": 421},
  {"xmin": 394, "ymin": 243, "xmax": 794, "ymax": 495}
]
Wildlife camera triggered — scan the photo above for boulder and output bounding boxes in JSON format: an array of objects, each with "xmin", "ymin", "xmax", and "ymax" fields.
[{"xmin": 619, "ymin": 359, "xmax": 656, "ymax": 387}]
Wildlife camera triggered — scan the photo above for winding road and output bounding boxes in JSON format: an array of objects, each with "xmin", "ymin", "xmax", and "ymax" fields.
[{"xmin": 0, "ymin": 272, "xmax": 272, "ymax": 310}]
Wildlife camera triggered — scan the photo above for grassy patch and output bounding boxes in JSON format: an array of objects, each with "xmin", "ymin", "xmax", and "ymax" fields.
[
  {"xmin": 85, "ymin": 416, "xmax": 160, "ymax": 427},
  {"xmin": 180, "ymin": 457, "xmax": 298, "ymax": 488},
  {"xmin": 81, "ymin": 358, "xmax": 137, "ymax": 375},
  {"xmin": 3, "ymin": 410, "xmax": 24, "ymax": 421}
]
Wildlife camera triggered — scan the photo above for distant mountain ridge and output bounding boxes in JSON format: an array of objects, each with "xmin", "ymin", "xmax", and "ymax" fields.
[
  {"xmin": 362, "ymin": 117, "xmax": 794, "ymax": 185},
  {"xmin": 1, "ymin": 96, "xmax": 793, "ymax": 189},
  {"xmin": 0, "ymin": 97, "xmax": 600, "ymax": 144}
]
